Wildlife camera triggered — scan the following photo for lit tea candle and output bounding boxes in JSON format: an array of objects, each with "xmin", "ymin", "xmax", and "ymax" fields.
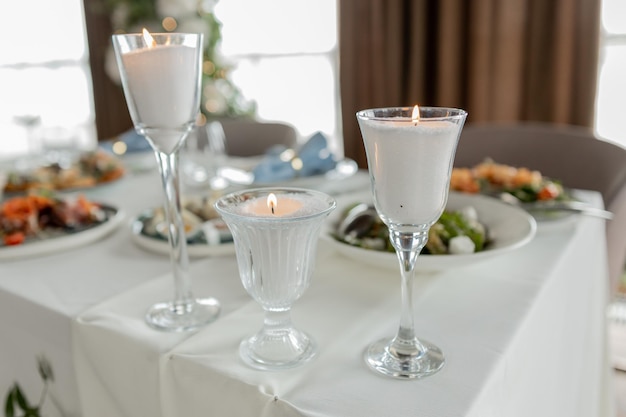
[
  {"xmin": 214, "ymin": 188, "xmax": 336, "ymax": 369},
  {"xmin": 234, "ymin": 191, "xmax": 331, "ymax": 219},
  {"xmin": 240, "ymin": 192, "xmax": 305, "ymax": 217},
  {"xmin": 116, "ymin": 29, "xmax": 201, "ymax": 153},
  {"xmin": 358, "ymin": 105, "xmax": 464, "ymax": 226}
]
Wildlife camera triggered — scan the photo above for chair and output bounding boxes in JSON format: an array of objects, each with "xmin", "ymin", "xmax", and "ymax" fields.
[
  {"xmin": 219, "ymin": 119, "xmax": 298, "ymax": 157},
  {"xmin": 454, "ymin": 122, "xmax": 626, "ymax": 297}
]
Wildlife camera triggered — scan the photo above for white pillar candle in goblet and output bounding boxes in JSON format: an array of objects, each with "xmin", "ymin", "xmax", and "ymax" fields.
[
  {"xmin": 356, "ymin": 106, "xmax": 467, "ymax": 379},
  {"xmin": 358, "ymin": 116, "xmax": 462, "ymax": 227}
]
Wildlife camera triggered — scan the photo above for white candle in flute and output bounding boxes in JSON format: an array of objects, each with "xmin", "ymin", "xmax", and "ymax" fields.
[
  {"xmin": 120, "ymin": 39, "xmax": 200, "ymax": 153},
  {"xmin": 358, "ymin": 118, "xmax": 462, "ymax": 226}
]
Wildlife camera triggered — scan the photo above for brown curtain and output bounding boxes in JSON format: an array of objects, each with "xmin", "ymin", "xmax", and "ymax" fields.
[
  {"xmin": 339, "ymin": 0, "xmax": 601, "ymax": 168},
  {"xmin": 83, "ymin": 0, "xmax": 133, "ymax": 141}
]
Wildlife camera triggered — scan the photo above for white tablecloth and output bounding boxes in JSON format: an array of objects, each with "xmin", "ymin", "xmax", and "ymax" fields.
[
  {"xmin": 0, "ymin": 172, "xmax": 170, "ymax": 417},
  {"xmin": 0, "ymin": 169, "xmax": 615, "ymax": 417}
]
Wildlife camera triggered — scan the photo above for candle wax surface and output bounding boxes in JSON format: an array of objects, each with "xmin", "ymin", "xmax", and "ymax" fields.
[
  {"xmin": 244, "ymin": 195, "xmax": 303, "ymax": 217},
  {"xmin": 235, "ymin": 194, "xmax": 327, "ymax": 219},
  {"xmin": 358, "ymin": 119, "xmax": 462, "ymax": 226},
  {"xmin": 120, "ymin": 44, "xmax": 200, "ymax": 153}
]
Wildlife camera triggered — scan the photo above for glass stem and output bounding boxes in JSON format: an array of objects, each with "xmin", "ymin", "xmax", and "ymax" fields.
[
  {"xmin": 263, "ymin": 309, "xmax": 293, "ymax": 336},
  {"xmin": 155, "ymin": 150, "xmax": 194, "ymax": 313},
  {"xmin": 389, "ymin": 229, "xmax": 429, "ymax": 357}
]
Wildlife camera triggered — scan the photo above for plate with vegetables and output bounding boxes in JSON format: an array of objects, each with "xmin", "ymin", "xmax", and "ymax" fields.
[
  {"xmin": 450, "ymin": 159, "xmax": 566, "ymax": 201},
  {"xmin": 322, "ymin": 191, "xmax": 537, "ymax": 272},
  {"xmin": 130, "ymin": 193, "xmax": 234, "ymax": 258},
  {"xmin": 0, "ymin": 190, "xmax": 124, "ymax": 259},
  {"xmin": 3, "ymin": 149, "xmax": 125, "ymax": 194}
]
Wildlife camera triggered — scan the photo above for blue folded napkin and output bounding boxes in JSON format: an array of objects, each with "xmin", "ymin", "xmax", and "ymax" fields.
[
  {"xmin": 252, "ymin": 132, "xmax": 337, "ymax": 182},
  {"xmin": 100, "ymin": 129, "xmax": 152, "ymax": 155}
]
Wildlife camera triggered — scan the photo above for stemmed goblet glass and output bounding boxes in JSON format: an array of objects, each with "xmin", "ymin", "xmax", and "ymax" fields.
[
  {"xmin": 216, "ymin": 188, "xmax": 336, "ymax": 370},
  {"xmin": 112, "ymin": 31, "xmax": 220, "ymax": 331},
  {"xmin": 356, "ymin": 106, "xmax": 467, "ymax": 379}
]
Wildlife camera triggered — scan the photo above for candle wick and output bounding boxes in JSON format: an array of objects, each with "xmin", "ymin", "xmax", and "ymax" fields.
[{"xmin": 271, "ymin": 206, "xmax": 275, "ymax": 214}]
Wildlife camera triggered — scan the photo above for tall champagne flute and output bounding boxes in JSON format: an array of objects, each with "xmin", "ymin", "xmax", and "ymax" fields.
[
  {"xmin": 112, "ymin": 31, "xmax": 220, "ymax": 331},
  {"xmin": 357, "ymin": 106, "xmax": 467, "ymax": 379}
]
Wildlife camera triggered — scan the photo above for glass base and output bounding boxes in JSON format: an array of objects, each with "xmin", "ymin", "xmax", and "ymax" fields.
[
  {"xmin": 364, "ymin": 337, "xmax": 445, "ymax": 379},
  {"xmin": 239, "ymin": 328, "xmax": 317, "ymax": 370},
  {"xmin": 145, "ymin": 298, "xmax": 221, "ymax": 332}
]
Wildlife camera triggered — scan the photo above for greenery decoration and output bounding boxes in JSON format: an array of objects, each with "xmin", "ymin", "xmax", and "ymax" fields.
[
  {"xmin": 101, "ymin": 0, "xmax": 256, "ymax": 123},
  {"xmin": 4, "ymin": 357, "xmax": 59, "ymax": 417}
]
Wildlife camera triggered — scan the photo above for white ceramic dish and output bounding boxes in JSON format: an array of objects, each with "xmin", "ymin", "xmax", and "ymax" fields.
[
  {"xmin": 129, "ymin": 212, "xmax": 235, "ymax": 258},
  {"xmin": 0, "ymin": 205, "xmax": 124, "ymax": 260},
  {"xmin": 321, "ymin": 191, "xmax": 537, "ymax": 272}
]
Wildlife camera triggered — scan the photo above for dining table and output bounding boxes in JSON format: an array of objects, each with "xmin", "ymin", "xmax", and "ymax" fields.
[{"xmin": 0, "ymin": 161, "xmax": 616, "ymax": 417}]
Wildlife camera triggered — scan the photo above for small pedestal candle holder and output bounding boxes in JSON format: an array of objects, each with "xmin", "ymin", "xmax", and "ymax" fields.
[
  {"xmin": 216, "ymin": 188, "xmax": 336, "ymax": 370},
  {"xmin": 357, "ymin": 106, "xmax": 467, "ymax": 379}
]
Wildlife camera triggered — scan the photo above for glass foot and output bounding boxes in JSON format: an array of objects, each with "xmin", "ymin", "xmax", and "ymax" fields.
[
  {"xmin": 145, "ymin": 297, "xmax": 220, "ymax": 332},
  {"xmin": 239, "ymin": 328, "xmax": 317, "ymax": 370},
  {"xmin": 364, "ymin": 337, "xmax": 444, "ymax": 379}
]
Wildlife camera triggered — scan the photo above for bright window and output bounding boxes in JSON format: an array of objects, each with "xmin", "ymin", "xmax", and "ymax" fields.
[
  {"xmin": 0, "ymin": 0, "xmax": 95, "ymax": 158},
  {"xmin": 214, "ymin": 0, "xmax": 341, "ymax": 154},
  {"xmin": 0, "ymin": 0, "xmax": 339, "ymax": 159},
  {"xmin": 595, "ymin": 0, "xmax": 626, "ymax": 147},
  {"xmin": 4, "ymin": 1, "xmax": 619, "ymax": 159}
]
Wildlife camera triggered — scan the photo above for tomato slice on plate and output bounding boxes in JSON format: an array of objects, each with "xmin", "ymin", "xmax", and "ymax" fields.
[{"xmin": 4, "ymin": 232, "xmax": 25, "ymax": 246}]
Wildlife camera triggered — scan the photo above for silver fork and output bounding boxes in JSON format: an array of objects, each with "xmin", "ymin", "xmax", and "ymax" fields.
[{"xmin": 493, "ymin": 192, "xmax": 614, "ymax": 220}]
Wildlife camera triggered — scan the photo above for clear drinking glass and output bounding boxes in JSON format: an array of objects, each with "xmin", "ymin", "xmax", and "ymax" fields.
[
  {"xmin": 215, "ymin": 188, "xmax": 336, "ymax": 370},
  {"xmin": 356, "ymin": 106, "xmax": 467, "ymax": 379},
  {"xmin": 180, "ymin": 121, "xmax": 228, "ymax": 190},
  {"xmin": 13, "ymin": 115, "xmax": 43, "ymax": 170},
  {"xmin": 112, "ymin": 31, "xmax": 220, "ymax": 331}
]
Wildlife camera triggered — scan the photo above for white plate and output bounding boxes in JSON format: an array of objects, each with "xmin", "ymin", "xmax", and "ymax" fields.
[
  {"xmin": 218, "ymin": 157, "xmax": 359, "ymax": 187},
  {"xmin": 130, "ymin": 212, "xmax": 235, "ymax": 258},
  {"xmin": 0, "ymin": 205, "xmax": 124, "ymax": 260},
  {"xmin": 321, "ymin": 191, "xmax": 537, "ymax": 272}
]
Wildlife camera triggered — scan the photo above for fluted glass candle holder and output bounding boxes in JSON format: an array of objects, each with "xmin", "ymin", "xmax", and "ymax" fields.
[{"xmin": 216, "ymin": 188, "xmax": 336, "ymax": 370}]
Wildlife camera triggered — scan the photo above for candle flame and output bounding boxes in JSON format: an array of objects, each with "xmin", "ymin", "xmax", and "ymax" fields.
[
  {"xmin": 412, "ymin": 105, "xmax": 420, "ymax": 123},
  {"xmin": 142, "ymin": 28, "xmax": 156, "ymax": 48},
  {"xmin": 267, "ymin": 193, "xmax": 277, "ymax": 215}
]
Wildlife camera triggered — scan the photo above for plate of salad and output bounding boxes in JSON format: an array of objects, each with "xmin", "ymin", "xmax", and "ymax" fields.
[
  {"xmin": 0, "ymin": 189, "xmax": 124, "ymax": 259},
  {"xmin": 3, "ymin": 149, "xmax": 125, "ymax": 194},
  {"xmin": 129, "ymin": 193, "xmax": 234, "ymax": 258},
  {"xmin": 450, "ymin": 159, "xmax": 607, "ymax": 223},
  {"xmin": 450, "ymin": 159, "xmax": 566, "ymax": 202},
  {"xmin": 322, "ymin": 191, "xmax": 537, "ymax": 272}
]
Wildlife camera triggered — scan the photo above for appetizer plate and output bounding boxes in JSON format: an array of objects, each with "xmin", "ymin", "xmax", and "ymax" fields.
[
  {"xmin": 130, "ymin": 210, "xmax": 235, "ymax": 258},
  {"xmin": 321, "ymin": 191, "xmax": 537, "ymax": 272},
  {"xmin": 3, "ymin": 150, "xmax": 125, "ymax": 195},
  {"xmin": 0, "ymin": 205, "xmax": 124, "ymax": 260}
]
